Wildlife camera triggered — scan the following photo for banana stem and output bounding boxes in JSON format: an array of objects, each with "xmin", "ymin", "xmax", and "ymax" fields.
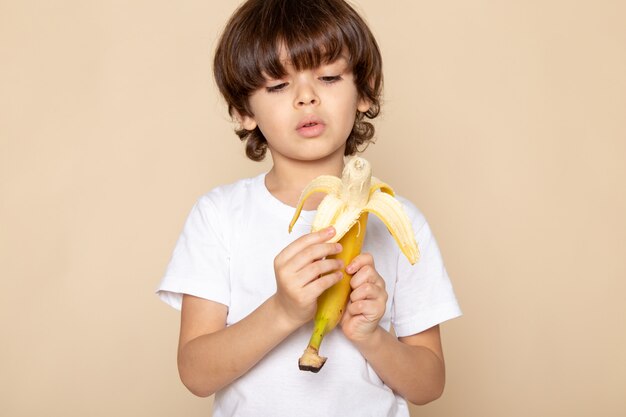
[
  {"xmin": 308, "ymin": 316, "xmax": 329, "ymax": 351},
  {"xmin": 298, "ymin": 315, "xmax": 331, "ymax": 373}
]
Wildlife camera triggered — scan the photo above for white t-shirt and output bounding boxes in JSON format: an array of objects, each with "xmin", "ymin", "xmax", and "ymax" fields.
[{"xmin": 157, "ymin": 173, "xmax": 462, "ymax": 417}]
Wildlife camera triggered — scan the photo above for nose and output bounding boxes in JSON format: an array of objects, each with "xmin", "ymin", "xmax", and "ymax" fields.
[{"xmin": 294, "ymin": 80, "xmax": 319, "ymax": 107}]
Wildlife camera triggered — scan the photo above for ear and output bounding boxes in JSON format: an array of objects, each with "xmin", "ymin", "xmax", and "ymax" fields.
[
  {"xmin": 357, "ymin": 96, "xmax": 371, "ymax": 114},
  {"xmin": 233, "ymin": 110, "xmax": 258, "ymax": 131}
]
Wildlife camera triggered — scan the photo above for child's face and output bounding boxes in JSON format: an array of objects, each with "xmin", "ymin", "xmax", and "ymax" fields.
[{"xmin": 239, "ymin": 53, "xmax": 371, "ymax": 164}]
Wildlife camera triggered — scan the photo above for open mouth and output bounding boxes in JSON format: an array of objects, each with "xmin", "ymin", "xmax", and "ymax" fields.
[
  {"xmin": 298, "ymin": 120, "xmax": 321, "ymax": 129},
  {"xmin": 297, "ymin": 119, "xmax": 325, "ymax": 137}
]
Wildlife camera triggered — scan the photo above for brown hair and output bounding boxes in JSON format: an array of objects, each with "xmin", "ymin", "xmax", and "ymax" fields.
[{"xmin": 213, "ymin": 0, "xmax": 383, "ymax": 161}]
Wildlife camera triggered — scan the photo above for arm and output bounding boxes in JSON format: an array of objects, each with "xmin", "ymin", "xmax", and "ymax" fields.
[
  {"xmin": 341, "ymin": 253, "xmax": 446, "ymax": 405},
  {"xmin": 353, "ymin": 326, "xmax": 445, "ymax": 405},
  {"xmin": 177, "ymin": 227, "xmax": 344, "ymax": 397}
]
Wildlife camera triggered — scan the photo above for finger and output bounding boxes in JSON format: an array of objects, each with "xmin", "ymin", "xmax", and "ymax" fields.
[
  {"xmin": 287, "ymin": 242, "xmax": 343, "ymax": 273},
  {"xmin": 350, "ymin": 282, "xmax": 386, "ymax": 303},
  {"xmin": 298, "ymin": 258, "xmax": 344, "ymax": 285},
  {"xmin": 345, "ymin": 252, "xmax": 375, "ymax": 275},
  {"xmin": 346, "ymin": 299, "xmax": 382, "ymax": 320},
  {"xmin": 306, "ymin": 270, "xmax": 344, "ymax": 298},
  {"xmin": 277, "ymin": 227, "xmax": 338, "ymax": 267},
  {"xmin": 349, "ymin": 264, "xmax": 382, "ymax": 289}
]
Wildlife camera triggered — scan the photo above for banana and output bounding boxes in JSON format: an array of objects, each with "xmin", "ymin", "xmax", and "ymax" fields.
[{"xmin": 289, "ymin": 156, "xmax": 419, "ymax": 372}]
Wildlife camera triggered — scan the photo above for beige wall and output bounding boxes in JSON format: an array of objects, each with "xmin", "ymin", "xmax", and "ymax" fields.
[{"xmin": 1, "ymin": 0, "xmax": 625, "ymax": 416}]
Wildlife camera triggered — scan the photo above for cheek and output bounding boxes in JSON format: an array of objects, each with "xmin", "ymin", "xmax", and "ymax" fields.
[
  {"xmin": 335, "ymin": 97, "xmax": 359, "ymax": 128},
  {"xmin": 256, "ymin": 112, "xmax": 289, "ymax": 142},
  {"xmin": 334, "ymin": 90, "xmax": 360, "ymax": 117}
]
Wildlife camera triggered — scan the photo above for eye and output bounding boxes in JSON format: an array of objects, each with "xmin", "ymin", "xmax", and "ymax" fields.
[
  {"xmin": 319, "ymin": 75, "xmax": 343, "ymax": 84},
  {"xmin": 266, "ymin": 82, "xmax": 288, "ymax": 93}
]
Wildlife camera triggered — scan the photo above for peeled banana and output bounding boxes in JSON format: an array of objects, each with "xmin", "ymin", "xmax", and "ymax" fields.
[{"xmin": 289, "ymin": 156, "xmax": 419, "ymax": 372}]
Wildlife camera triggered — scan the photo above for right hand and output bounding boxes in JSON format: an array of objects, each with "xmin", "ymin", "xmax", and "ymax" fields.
[{"xmin": 273, "ymin": 226, "xmax": 344, "ymax": 327}]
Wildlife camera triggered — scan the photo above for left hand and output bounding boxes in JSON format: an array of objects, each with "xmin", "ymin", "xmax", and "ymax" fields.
[{"xmin": 340, "ymin": 253, "xmax": 388, "ymax": 342}]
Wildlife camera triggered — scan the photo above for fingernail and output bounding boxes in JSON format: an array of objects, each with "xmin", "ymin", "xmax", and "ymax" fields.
[
  {"xmin": 326, "ymin": 226, "xmax": 335, "ymax": 235},
  {"xmin": 335, "ymin": 243, "xmax": 342, "ymax": 252}
]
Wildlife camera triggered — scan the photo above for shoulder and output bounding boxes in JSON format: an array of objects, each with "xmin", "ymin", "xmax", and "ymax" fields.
[
  {"xmin": 181, "ymin": 174, "xmax": 265, "ymax": 237},
  {"xmin": 176, "ymin": 174, "xmax": 266, "ymax": 248},
  {"xmin": 195, "ymin": 173, "xmax": 265, "ymax": 214}
]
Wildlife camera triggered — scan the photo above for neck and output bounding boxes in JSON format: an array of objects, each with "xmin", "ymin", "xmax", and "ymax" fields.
[{"xmin": 264, "ymin": 151, "xmax": 346, "ymax": 209}]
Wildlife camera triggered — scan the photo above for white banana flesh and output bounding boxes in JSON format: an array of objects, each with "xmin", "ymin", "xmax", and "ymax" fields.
[{"xmin": 289, "ymin": 157, "xmax": 419, "ymax": 265}]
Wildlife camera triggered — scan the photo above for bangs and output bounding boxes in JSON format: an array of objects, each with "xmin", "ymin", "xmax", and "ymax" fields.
[
  {"xmin": 259, "ymin": 28, "xmax": 347, "ymax": 80},
  {"xmin": 246, "ymin": 0, "xmax": 365, "ymax": 82}
]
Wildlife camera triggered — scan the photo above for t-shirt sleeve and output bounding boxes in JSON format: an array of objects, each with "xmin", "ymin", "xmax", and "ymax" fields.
[
  {"xmin": 391, "ymin": 199, "xmax": 462, "ymax": 337},
  {"xmin": 156, "ymin": 194, "xmax": 230, "ymax": 310}
]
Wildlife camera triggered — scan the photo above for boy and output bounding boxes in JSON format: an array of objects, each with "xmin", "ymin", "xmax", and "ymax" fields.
[{"xmin": 157, "ymin": 0, "xmax": 461, "ymax": 415}]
